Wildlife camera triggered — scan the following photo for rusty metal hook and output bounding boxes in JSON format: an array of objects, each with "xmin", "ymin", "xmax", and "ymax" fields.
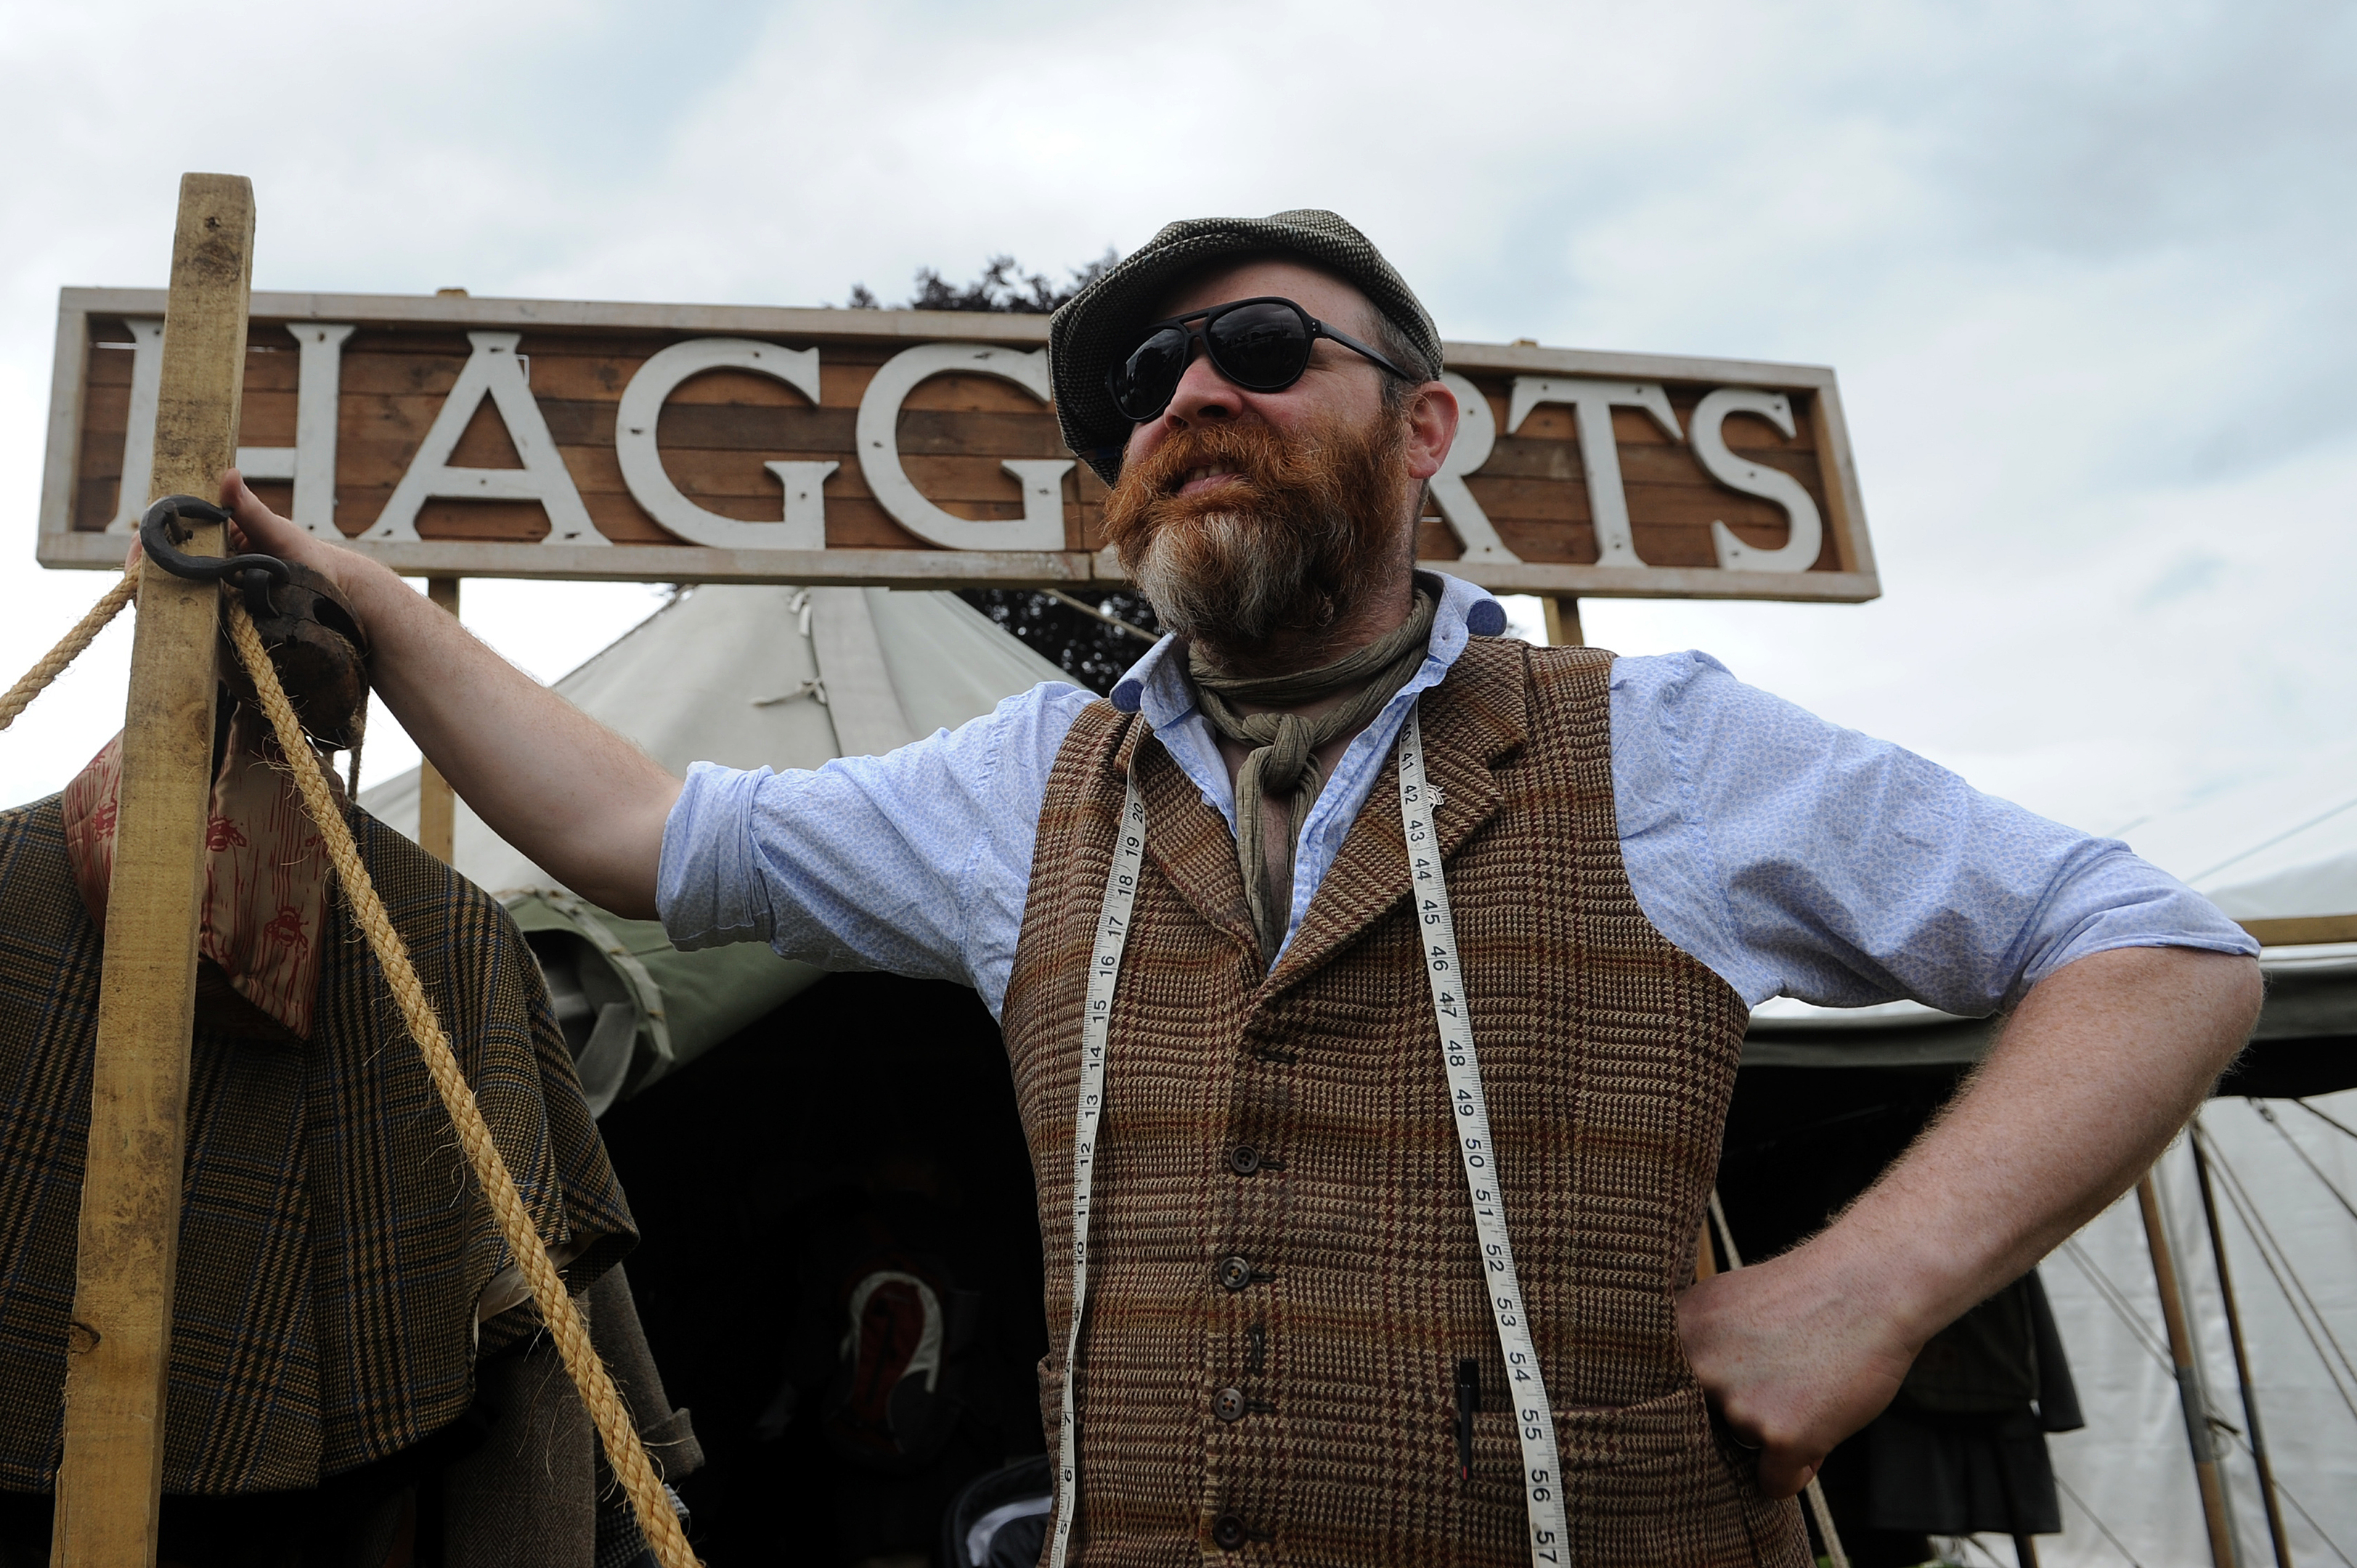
[{"xmin": 138, "ymin": 494, "xmax": 289, "ymax": 618}]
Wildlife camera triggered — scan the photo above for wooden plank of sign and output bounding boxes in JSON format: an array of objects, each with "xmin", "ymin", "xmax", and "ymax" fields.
[
  {"xmin": 34, "ymin": 525, "xmax": 1878, "ymax": 600},
  {"xmin": 1807, "ymin": 374, "xmax": 1875, "ymax": 579},
  {"xmin": 53, "ymin": 172, "xmax": 253, "ymax": 1568},
  {"xmin": 42, "ymin": 288, "xmax": 1878, "ymax": 600},
  {"xmin": 38, "ymin": 303, "xmax": 96, "ymax": 554}
]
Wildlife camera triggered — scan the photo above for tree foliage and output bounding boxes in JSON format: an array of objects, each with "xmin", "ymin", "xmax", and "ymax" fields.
[
  {"xmin": 845, "ymin": 251, "xmax": 1116, "ymax": 315},
  {"xmin": 848, "ymin": 253, "xmax": 1162, "ymax": 693}
]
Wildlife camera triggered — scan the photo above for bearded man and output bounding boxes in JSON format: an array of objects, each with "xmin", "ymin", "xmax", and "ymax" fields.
[{"xmin": 222, "ymin": 211, "xmax": 2259, "ymax": 1567}]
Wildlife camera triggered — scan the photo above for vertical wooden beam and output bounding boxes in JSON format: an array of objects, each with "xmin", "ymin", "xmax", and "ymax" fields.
[
  {"xmin": 2137, "ymin": 1172, "xmax": 2241, "ymax": 1568},
  {"xmin": 52, "ymin": 173, "xmax": 254, "ymax": 1568},
  {"xmin": 1541, "ymin": 595, "xmax": 1584, "ymax": 648},
  {"xmin": 415, "ymin": 577, "xmax": 461, "ymax": 864},
  {"xmin": 2191, "ymin": 1130, "xmax": 2295, "ymax": 1568}
]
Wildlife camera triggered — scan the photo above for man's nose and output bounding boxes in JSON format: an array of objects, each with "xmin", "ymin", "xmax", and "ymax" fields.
[{"xmin": 1161, "ymin": 343, "xmax": 1242, "ymax": 426}]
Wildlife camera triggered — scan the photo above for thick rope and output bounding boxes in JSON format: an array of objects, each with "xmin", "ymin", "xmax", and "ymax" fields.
[
  {"xmin": 220, "ymin": 598, "xmax": 699, "ymax": 1568},
  {"xmin": 0, "ymin": 568, "xmax": 140, "ymax": 733}
]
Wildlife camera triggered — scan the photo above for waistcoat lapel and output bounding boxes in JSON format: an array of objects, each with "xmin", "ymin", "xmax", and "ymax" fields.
[
  {"xmin": 1263, "ymin": 640, "xmax": 1532, "ymax": 998},
  {"xmin": 1122, "ymin": 722, "xmax": 1263, "ymax": 963}
]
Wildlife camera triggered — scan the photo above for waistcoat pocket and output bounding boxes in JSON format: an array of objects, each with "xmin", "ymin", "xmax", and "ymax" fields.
[{"xmin": 1460, "ymin": 1380, "xmax": 1716, "ymax": 1504}]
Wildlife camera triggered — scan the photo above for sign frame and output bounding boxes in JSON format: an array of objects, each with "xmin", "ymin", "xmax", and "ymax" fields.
[{"xmin": 38, "ymin": 287, "xmax": 1878, "ymax": 602}]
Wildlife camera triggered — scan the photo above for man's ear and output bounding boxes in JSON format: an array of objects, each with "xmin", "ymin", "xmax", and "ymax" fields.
[{"xmin": 1403, "ymin": 380, "xmax": 1461, "ymax": 482}]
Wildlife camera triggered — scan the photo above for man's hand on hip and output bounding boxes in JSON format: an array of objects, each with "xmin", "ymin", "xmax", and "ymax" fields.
[
  {"xmin": 1677, "ymin": 1237, "xmax": 1917, "ymax": 1498},
  {"xmin": 1677, "ymin": 944, "xmax": 2259, "ymax": 1500}
]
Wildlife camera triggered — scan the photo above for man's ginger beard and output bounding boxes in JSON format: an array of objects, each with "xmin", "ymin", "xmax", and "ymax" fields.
[{"xmin": 1101, "ymin": 412, "xmax": 1415, "ymax": 669}]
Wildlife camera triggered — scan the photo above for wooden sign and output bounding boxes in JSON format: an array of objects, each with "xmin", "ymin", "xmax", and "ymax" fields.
[{"xmin": 38, "ymin": 288, "xmax": 1878, "ymax": 601}]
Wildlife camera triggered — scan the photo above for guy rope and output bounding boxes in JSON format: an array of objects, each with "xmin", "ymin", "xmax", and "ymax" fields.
[{"xmin": 10, "ymin": 171, "xmax": 698, "ymax": 1568}]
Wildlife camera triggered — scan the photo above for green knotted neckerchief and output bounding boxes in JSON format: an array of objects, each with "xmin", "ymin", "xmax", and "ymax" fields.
[{"xmin": 1187, "ymin": 589, "xmax": 1438, "ymax": 961}]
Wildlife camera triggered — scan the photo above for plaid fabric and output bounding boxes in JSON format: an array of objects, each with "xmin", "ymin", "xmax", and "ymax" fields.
[
  {"xmin": 0, "ymin": 796, "xmax": 635, "ymax": 1495},
  {"xmin": 1003, "ymin": 640, "xmax": 1809, "ymax": 1567}
]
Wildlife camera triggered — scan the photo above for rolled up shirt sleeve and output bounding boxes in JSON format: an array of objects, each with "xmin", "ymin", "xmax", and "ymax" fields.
[
  {"xmin": 656, "ymin": 682, "xmax": 1095, "ymax": 1013},
  {"xmin": 1610, "ymin": 651, "xmax": 2260, "ymax": 1014}
]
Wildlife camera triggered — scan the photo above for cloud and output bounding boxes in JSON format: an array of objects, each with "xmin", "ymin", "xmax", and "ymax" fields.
[{"xmin": 0, "ymin": 0, "xmax": 2349, "ymax": 840}]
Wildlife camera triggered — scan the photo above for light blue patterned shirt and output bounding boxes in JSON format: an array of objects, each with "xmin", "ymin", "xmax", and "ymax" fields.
[{"xmin": 658, "ymin": 572, "xmax": 2256, "ymax": 1021}]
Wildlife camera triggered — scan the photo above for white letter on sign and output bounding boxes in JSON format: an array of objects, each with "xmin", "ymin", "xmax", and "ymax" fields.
[
  {"xmin": 1505, "ymin": 377, "xmax": 1682, "ymax": 568},
  {"xmin": 854, "ymin": 343, "xmax": 1071, "ymax": 552},
  {"xmin": 235, "ymin": 323, "xmax": 357, "ymax": 535},
  {"xmin": 369, "ymin": 331, "xmax": 609, "ymax": 544},
  {"xmin": 105, "ymin": 319, "xmax": 166, "ymax": 534},
  {"xmin": 1689, "ymin": 388, "xmax": 1823, "ymax": 573},
  {"xmin": 616, "ymin": 338, "xmax": 834, "ymax": 550},
  {"xmin": 1428, "ymin": 373, "xmax": 1518, "ymax": 562}
]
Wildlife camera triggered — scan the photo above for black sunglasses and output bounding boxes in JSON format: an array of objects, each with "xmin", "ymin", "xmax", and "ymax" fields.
[{"xmin": 1106, "ymin": 295, "xmax": 1423, "ymax": 423}]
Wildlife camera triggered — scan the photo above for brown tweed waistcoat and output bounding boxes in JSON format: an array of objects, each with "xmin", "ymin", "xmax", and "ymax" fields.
[{"xmin": 1001, "ymin": 640, "xmax": 1807, "ymax": 1567}]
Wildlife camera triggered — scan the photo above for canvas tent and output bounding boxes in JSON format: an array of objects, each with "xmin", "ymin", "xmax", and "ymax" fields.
[
  {"xmin": 363, "ymin": 584, "xmax": 1069, "ymax": 1111},
  {"xmin": 364, "ymin": 584, "xmax": 1075, "ymax": 1561}
]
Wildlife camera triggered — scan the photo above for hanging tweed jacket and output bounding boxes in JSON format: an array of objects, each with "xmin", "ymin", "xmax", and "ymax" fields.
[
  {"xmin": 1001, "ymin": 640, "xmax": 1810, "ymax": 1567},
  {"xmin": 0, "ymin": 787, "xmax": 638, "ymax": 1497}
]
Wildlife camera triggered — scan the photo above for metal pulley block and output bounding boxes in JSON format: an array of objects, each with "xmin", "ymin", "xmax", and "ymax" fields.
[{"xmin": 140, "ymin": 494, "xmax": 372, "ymax": 748}]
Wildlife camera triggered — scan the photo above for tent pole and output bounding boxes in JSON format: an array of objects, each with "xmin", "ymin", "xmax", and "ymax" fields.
[
  {"xmin": 2136, "ymin": 1169, "xmax": 2241, "ymax": 1568},
  {"xmin": 2191, "ymin": 1121, "xmax": 2295, "ymax": 1568},
  {"xmin": 415, "ymin": 576, "xmax": 461, "ymax": 863},
  {"xmin": 51, "ymin": 173, "xmax": 254, "ymax": 1568}
]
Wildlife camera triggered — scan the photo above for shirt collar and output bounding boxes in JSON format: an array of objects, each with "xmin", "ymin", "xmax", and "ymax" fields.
[{"xmin": 1108, "ymin": 571, "xmax": 1507, "ymax": 719}]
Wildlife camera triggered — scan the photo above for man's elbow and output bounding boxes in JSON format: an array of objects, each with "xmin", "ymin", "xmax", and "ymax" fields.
[
  {"xmin": 2133, "ymin": 944, "xmax": 2266, "ymax": 1078},
  {"xmin": 2197, "ymin": 947, "xmax": 2266, "ymax": 1068},
  {"xmin": 548, "ymin": 780, "xmax": 678, "ymax": 922}
]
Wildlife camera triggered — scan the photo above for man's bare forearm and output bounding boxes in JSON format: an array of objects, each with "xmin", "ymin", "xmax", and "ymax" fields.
[
  {"xmin": 1823, "ymin": 944, "xmax": 2258, "ymax": 1336},
  {"xmin": 1679, "ymin": 943, "xmax": 2261, "ymax": 1495},
  {"xmin": 218, "ymin": 473, "xmax": 680, "ymax": 915}
]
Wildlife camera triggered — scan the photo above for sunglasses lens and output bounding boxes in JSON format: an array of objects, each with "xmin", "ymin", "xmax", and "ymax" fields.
[
  {"xmin": 1110, "ymin": 326, "xmax": 1193, "ymax": 420},
  {"xmin": 1204, "ymin": 301, "xmax": 1311, "ymax": 390}
]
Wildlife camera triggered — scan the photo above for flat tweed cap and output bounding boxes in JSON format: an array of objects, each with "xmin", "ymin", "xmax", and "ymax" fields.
[{"xmin": 1049, "ymin": 209, "xmax": 1444, "ymax": 485}]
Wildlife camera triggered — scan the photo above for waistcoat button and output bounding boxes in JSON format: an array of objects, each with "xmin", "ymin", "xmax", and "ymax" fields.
[
  {"xmin": 1216, "ymin": 1255, "xmax": 1253, "ymax": 1291},
  {"xmin": 1212, "ymin": 1512, "xmax": 1249, "ymax": 1550},
  {"xmin": 1228, "ymin": 1145, "xmax": 1261, "ymax": 1176},
  {"xmin": 1213, "ymin": 1386, "xmax": 1247, "ymax": 1421}
]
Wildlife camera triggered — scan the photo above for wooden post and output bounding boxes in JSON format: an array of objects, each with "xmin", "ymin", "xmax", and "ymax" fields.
[
  {"xmin": 2191, "ymin": 1128, "xmax": 2295, "ymax": 1568},
  {"xmin": 52, "ymin": 173, "xmax": 254, "ymax": 1568},
  {"xmin": 1541, "ymin": 595, "xmax": 1584, "ymax": 648},
  {"xmin": 415, "ymin": 577, "xmax": 461, "ymax": 864},
  {"xmin": 2137, "ymin": 1172, "xmax": 2241, "ymax": 1568}
]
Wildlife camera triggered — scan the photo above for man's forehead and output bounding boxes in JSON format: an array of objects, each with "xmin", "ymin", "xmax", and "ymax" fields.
[{"xmin": 1152, "ymin": 256, "xmax": 1375, "ymax": 329}]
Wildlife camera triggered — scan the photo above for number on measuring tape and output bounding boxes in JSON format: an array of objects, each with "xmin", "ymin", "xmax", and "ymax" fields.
[
  {"xmin": 1397, "ymin": 706, "xmax": 1568, "ymax": 1567},
  {"xmin": 1045, "ymin": 776, "xmax": 1148, "ymax": 1568}
]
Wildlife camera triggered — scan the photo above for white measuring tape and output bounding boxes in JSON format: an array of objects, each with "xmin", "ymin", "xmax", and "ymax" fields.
[
  {"xmin": 1047, "ymin": 778, "xmax": 1147, "ymax": 1568},
  {"xmin": 1400, "ymin": 706, "xmax": 1569, "ymax": 1565},
  {"xmin": 1046, "ymin": 706, "xmax": 1566, "ymax": 1566}
]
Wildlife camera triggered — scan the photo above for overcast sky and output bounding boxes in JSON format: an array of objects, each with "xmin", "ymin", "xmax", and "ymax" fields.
[{"xmin": 3, "ymin": 0, "xmax": 2352, "ymax": 848}]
